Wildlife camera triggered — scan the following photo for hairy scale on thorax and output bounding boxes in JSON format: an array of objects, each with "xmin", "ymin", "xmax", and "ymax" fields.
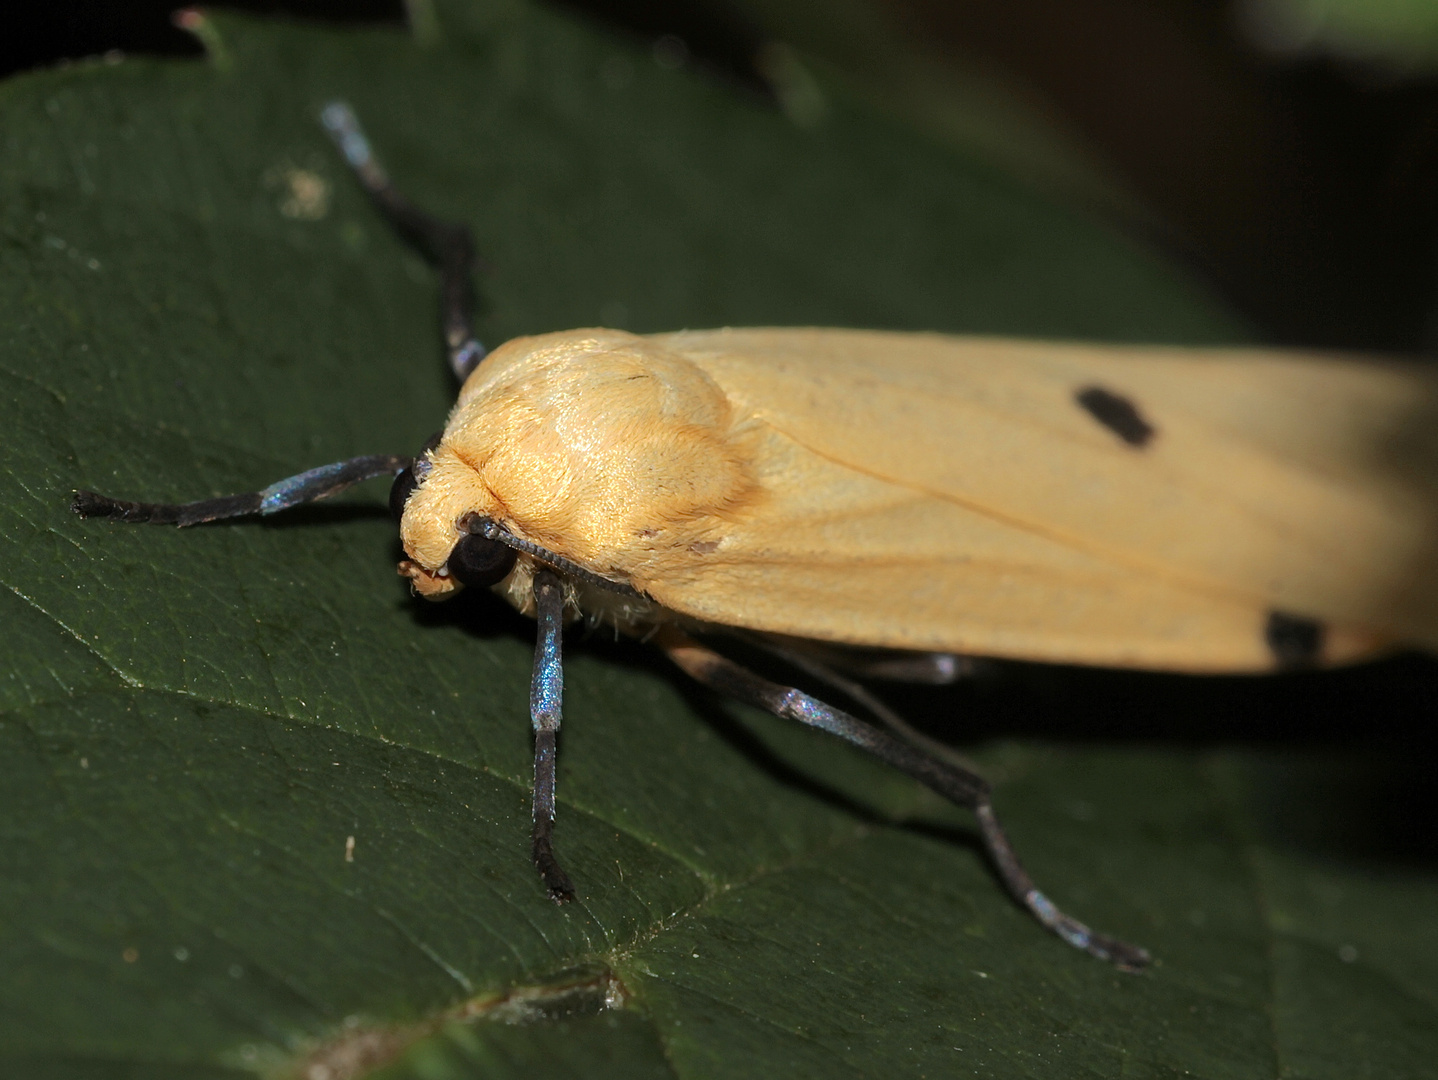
[{"xmin": 399, "ymin": 329, "xmax": 764, "ymax": 605}]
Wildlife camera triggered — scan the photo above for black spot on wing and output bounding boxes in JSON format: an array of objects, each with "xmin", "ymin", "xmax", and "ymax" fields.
[
  {"xmin": 1074, "ymin": 386, "xmax": 1156, "ymax": 448},
  {"xmin": 1265, "ymin": 610, "xmax": 1326, "ymax": 669}
]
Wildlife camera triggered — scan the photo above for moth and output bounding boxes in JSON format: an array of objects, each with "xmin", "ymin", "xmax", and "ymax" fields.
[{"xmin": 73, "ymin": 103, "xmax": 1438, "ymax": 972}]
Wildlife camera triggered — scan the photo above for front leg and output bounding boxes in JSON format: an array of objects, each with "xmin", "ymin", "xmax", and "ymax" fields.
[{"xmin": 529, "ymin": 569, "xmax": 576, "ymax": 902}]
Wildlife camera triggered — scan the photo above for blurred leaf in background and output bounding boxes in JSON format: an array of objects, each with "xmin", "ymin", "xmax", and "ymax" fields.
[
  {"xmin": 1239, "ymin": 0, "xmax": 1438, "ymax": 73},
  {"xmin": 724, "ymin": 0, "xmax": 1438, "ymax": 351}
]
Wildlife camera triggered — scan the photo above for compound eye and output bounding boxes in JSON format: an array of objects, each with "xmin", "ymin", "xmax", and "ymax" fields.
[
  {"xmin": 389, "ymin": 431, "xmax": 445, "ymax": 523},
  {"xmin": 447, "ymin": 532, "xmax": 518, "ymax": 588},
  {"xmin": 388, "ymin": 467, "xmax": 418, "ymax": 522}
]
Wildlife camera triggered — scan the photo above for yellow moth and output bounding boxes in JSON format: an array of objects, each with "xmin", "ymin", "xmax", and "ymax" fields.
[{"xmin": 72, "ymin": 103, "xmax": 1438, "ymax": 973}]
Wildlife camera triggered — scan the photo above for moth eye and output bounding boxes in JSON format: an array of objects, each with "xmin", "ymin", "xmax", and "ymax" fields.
[
  {"xmin": 389, "ymin": 431, "xmax": 446, "ymax": 523},
  {"xmin": 447, "ymin": 532, "xmax": 518, "ymax": 588},
  {"xmin": 388, "ymin": 467, "xmax": 418, "ymax": 522}
]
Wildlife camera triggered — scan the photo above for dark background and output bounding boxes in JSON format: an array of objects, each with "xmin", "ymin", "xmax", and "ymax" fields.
[{"xmin": 8, "ymin": 0, "xmax": 1437, "ymax": 858}]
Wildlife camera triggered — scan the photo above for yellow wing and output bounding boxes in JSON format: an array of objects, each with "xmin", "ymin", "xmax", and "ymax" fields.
[{"xmin": 639, "ymin": 328, "xmax": 1438, "ymax": 671}]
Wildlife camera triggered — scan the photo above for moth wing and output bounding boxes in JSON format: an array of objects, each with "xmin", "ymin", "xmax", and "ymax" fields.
[{"xmin": 640, "ymin": 328, "xmax": 1438, "ymax": 668}]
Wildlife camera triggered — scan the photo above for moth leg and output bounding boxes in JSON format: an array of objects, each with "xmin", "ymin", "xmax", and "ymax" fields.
[
  {"xmin": 846, "ymin": 651, "xmax": 978, "ymax": 684},
  {"xmin": 320, "ymin": 101, "xmax": 487, "ymax": 381},
  {"xmin": 659, "ymin": 628, "xmax": 1150, "ymax": 971},
  {"xmin": 72, "ymin": 454, "xmax": 410, "ymax": 527},
  {"xmin": 530, "ymin": 569, "xmax": 577, "ymax": 902},
  {"xmin": 735, "ymin": 632, "xmax": 983, "ymax": 775},
  {"xmin": 742, "ymin": 634, "xmax": 977, "ymax": 685}
]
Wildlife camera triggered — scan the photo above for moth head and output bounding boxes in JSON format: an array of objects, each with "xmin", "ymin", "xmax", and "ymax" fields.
[
  {"xmin": 390, "ymin": 430, "xmax": 517, "ymax": 600},
  {"xmin": 391, "ymin": 327, "xmax": 758, "ymax": 603}
]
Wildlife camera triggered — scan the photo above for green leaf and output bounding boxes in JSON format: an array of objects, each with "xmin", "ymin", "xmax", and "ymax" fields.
[
  {"xmin": 1, "ymin": 2, "xmax": 1433, "ymax": 1077},
  {"xmin": 1241, "ymin": 0, "xmax": 1438, "ymax": 74}
]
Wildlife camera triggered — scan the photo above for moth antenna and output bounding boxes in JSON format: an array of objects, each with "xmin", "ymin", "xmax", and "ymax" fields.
[
  {"xmin": 73, "ymin": 455, "xmax": 410, "ymax": 527},
  {"xmin": 320, "ymin": 101, "xmax": 487, "ymax": 380}
]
